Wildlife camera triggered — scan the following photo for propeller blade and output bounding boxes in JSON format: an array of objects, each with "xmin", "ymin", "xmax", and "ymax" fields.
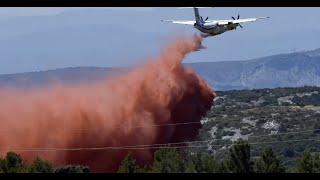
[
  {"xmin": 201, "ymin": 16, "xmax": 203, "ymax": 21},
  {"xmin": 239, "ymin": 24, "xmax": 243, "ymax": 28},
  {"xmin": 205, "ymin": 17, "xmax": 208, "ymax": 21},
  {"xmin": 232, "ymin": 16, "xmax": 235, "ymax": 20},
  {"xmin": 237, "ymin": 14, "xmax": 240, "ymax": 19}
]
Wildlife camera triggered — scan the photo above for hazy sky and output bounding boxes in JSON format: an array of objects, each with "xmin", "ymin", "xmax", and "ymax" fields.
[
  {"xmin": 0, "ymin": 7, "xmax": 154, "ymax": 17},
  {"xmin": 0, "ymin": 7, "xmax": 319, "ymax": 74}
]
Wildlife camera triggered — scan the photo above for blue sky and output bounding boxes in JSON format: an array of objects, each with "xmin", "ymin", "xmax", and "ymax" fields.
[{"xmin": 0, "ymin": 7, "xmax": 319, "ymax": 74}]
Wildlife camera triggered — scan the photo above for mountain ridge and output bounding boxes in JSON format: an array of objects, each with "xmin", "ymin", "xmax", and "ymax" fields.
[{"xmin": 1, "ymin": 48, "xmax": 320, "ymax": 91}]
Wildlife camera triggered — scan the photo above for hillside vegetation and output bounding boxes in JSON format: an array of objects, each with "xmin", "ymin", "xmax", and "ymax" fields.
[
  {"xmin": 196, "ymin": 86, "xmax": 320, "ymax": 170},
  {"xmin": 2, "ymin": 86, "xmax": 320, "ymax": 173}
]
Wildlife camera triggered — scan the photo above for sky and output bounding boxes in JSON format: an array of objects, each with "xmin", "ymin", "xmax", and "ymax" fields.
[
  {"xmin": 0, "ymin": 7, "xmax": 319, "ymax": 74},
  {"xmin": 0, "ymin": 7, "xmax": 154, "ymax": 16}
]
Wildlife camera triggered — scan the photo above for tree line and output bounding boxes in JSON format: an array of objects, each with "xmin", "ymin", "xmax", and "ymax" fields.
[
  {"xmin": 118, "ymin": 140, "xmax": 320, "ymax": 173},
  {"xmin": 0, "ymin": 152, "xmax": 89, "ymax": 173},
  {"xmin": 1, "ymin": 139, "xmax": 320, "ymax": 173}
]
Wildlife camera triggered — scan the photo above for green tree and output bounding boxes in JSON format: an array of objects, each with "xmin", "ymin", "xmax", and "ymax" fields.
[
  {"xmin": 185, "ymin": 162, "xmax": 196, "ymax": 173},
  {"xmin": 255, "ymin": 147, "xmax": 285, "ymax": 173},
  {"xmin": 0, "ymin": 158, "xmax": 5, "ymax": 173},
  {"xmin": 227, "ymin": 140, "xmax": 254, "ymax": 173},
  {"xmin": 150, "ymin": 146, "xmax": 186, "ymax": 173},
  {"xmin": 189, "ymin": 152, "xmax": 220, "ymax": 173},
  {"xmin": 217, "ymin": 161, "xmax": 230, "ymax": 173},
  {"xmin": 314, "ymin": 153, "xmax": 320, "ymax": 173},
  {"xmin": 118, "ymin": 152, "xmax": 144, "ymax": 173},
  {"xmin": 29, "ymin": 157, "xmax": 53, "ymax": 173},
  {"xmin": 54, "ymin": 165, "xmax": 90, "ymax": 173},
  {"xmin": 0, "ymin": 151, "xmax": 28, "ymax": 173},
  {"xmin": 295, "ymin": 150, "xmax": 314, "ymax": 173}
]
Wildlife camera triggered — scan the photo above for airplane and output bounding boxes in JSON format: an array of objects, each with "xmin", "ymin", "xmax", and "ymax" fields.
[{"xmin": 162, "ymin": 7, "xmax": 270, "ymax": 37}]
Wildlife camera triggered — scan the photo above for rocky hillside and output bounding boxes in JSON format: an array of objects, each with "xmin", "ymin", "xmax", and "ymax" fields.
[
  {"xmin": 195, "ymin": 86, "xmax": 320, "ymax": 168},
  {"xmin": 188, "ymin": 48, "xmax": 320, "ymax": 90}
]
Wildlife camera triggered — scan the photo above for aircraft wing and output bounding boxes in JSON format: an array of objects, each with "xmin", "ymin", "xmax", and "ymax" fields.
[
  {"xmin": 161, "ymin": 20, "xmax": 195, "ymax": 25},
  {"xmin": 211, "ymin": 17, "xmax": 269, "ymax": 25},
  {"xmin": 162, "ymin": 17, "xmax": 269, "ymax": 26}
]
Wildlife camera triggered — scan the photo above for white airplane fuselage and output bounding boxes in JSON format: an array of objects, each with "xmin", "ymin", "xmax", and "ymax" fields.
[{"xmin": 194, "ymin": 22, "xmax": 238, "ymax": 37}]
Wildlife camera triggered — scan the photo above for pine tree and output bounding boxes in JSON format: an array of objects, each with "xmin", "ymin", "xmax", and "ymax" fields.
[
  {"xmin": 295, "ymin": 150, "xmax": 314, "ymax": 173},
  {"xmin": 313, "ymin": 153, "xmax": 320, "ymax": 173},
  {"xmin": 227, "ymin": 140, "xmax": 254, "ymax": 173},
  {"xmin": 117, "ymin": 152, "xmax": 143, "ymax": 173},
  {"xmin": 189, "ymin": 152, "xmax": 219, "ymax": 173},
  {"xmin": 29, "ymin": 157, "xmax": 54, "ymax": 173},
  {"xmin": 0, "ymin": 151, "xmax": 28, "ymax": 173},
  {"xmin": 255, "ymin": 147, "xmax": 285, "ymax": 173},
  {"xmin": 150, "ymin": 146, "xmax": 186, "ymax": 173}
]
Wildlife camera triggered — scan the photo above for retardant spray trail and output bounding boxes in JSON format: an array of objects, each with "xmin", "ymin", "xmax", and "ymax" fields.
[{"xmin": 0, "ymin": 34, "xmax": 216, "ymax": 172}]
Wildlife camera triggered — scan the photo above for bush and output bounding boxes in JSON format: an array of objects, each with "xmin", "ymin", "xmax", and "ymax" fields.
[
  {"xmin": 29, "ymin": 157, "xmax": 54, "ymax": 173},
  {"xmin": 150, "ymin": 146, "xmax": 187, "ymax": 173},
  {"xmin": 284, "ymin": 148, "xmax": 295, "ymax": 158},
  {"xmin": 0, "ymin": 151, "xmax": 28, "ymax": 173},
  {"xmin": 54, "ymin": 165, "xmax": 90, "ymax": 173},
  {"xmin": 118, "ymin": 152, "xmax": 145, "ymax": 173}
]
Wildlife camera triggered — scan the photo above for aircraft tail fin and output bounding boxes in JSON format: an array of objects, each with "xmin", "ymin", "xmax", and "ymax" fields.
[
  {"xmin": 177, "ymin": 7, "xmax": 213, "ymax": 25},
  {"xmin": 193, "ymin": 7, "xmax": 203, "ymax": 24}
]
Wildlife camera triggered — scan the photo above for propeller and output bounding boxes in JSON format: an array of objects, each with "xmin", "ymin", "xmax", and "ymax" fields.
[
  {"xmin": 232, "ymin": 14, "xmax": 240, "ymax": 20},
  {"xmin": 200, "ymin": 16, "xmax": 209, "ymax": 22},
  {"xmin": 231, "ymin": 14, "xmax": 243, "ymax": 29}
]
